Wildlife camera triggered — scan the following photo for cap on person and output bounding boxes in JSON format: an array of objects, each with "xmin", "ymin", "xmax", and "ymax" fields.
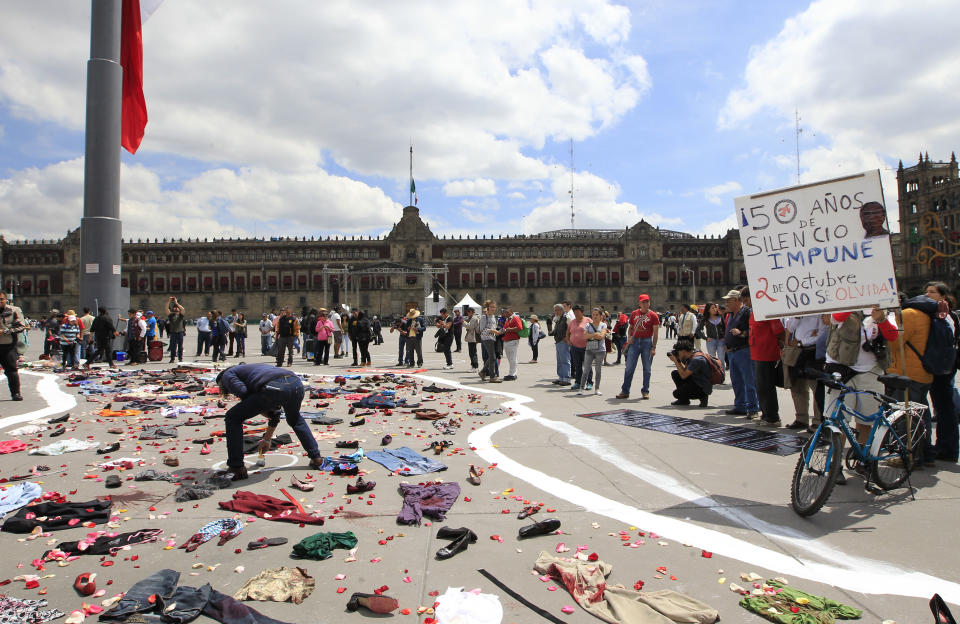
[
  {"xmin": 50, "ymin": 308, "xmax": 60, "ymax": 315},
  {"xmin": 688, "ymin": 303, "xmax": 698, "ymax": 311},
  {"xmin": 723, "ymin": 289, "xmax": 741, "ymax": 300},
  {"xmin": 638, "ymin": 294, "xmax": 650, "ymax": 303},
  {"xmin": 146, "ymin": 310, "xmax": 154, "ymax": 315}
]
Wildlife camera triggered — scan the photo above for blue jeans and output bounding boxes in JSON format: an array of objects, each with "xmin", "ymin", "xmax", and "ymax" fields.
[
  {"xmin": 397, "ymin": 335, "xmax": 407, "ymax": 364},
  {"xmin": 168, "ymin": 331, "xmax": 184, "ymax": 360},
  {"xmin": 260, "ymin": 333, "xmax": 273, "ymax": 355},
  {"xmin": 224, "ymin": 375, "xmax": 320, "ymax": 468},
  {"xmin": 728, "ymin": 348, "xmax": 759, "ymax": 412},
  {"xmin": 481, "ymin": 340, "xmax": 499, "ymax": 377},
  {"xmin": 555, "ymin": 341, "xmax": 571, "ymax": 382},
  {"xmin": 620, "ymin": 338, "xmax": 653, "ymax": 396},
  {"xmin": 365, "ymin": 447, "xmax": 448, "ymax": 475}
]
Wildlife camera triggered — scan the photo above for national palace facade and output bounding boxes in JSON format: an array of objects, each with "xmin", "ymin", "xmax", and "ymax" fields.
[{"xmin": 1, "ymin": 205, "xmax": 754, "ymax": 318}]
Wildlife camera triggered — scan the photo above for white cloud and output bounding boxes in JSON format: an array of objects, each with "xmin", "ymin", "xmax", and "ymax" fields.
[
  {"xmin": 443, "ymin": 178, "xmax": 497, "ymax": 197},
  {"xmin": 508, "ymin": 191, "xmax": 525, "ymax": 200},
  {"xmin": 719, "ymin": 0, "xmax": 960, "ymax": 210},
  {"xmin": 703, "ymin": 181, "xmax": 742, "ymax": 205},
  {"xmin": 0, "ymin": 158, "xmax": 403, "ymax": 241}
]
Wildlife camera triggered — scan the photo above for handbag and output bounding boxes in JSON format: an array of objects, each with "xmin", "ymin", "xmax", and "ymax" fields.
[
  {"xmin": 781, "ymin": 331, "xmax": 802, "ymax": 367},
  {"xmin": 15, "ymin": 331, "xmax": 28, "ymax": 356}
]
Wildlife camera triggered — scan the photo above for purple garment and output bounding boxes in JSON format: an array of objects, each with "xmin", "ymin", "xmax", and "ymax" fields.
[{"xmin": 397, "ymin": 482, "xmax": 460, "ymax": 525}]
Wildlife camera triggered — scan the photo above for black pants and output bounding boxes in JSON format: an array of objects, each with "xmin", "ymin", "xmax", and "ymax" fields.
[
  {"xmin": 357, "ymin": 339, "xmax": 371, "ymax": 365},
  {"xmin": 529, "ymin": 339, "xmax": 539, "ymax": 361},
  {"xmin": 932, "ymin": 373, "xmax": 958, "ymax": 461},
  {"xmin": 671, "ymin": 370, "xmax": 708, "ymax": 403},
  {"xmin": 0, "ymin": 342, "xmax": 20, "ymax": 396},
  {"xmin": 313, "ymin": 340, "xmax": 330, "ymax": 365},
  {"xmin": 228, "ymin": 332, "xmax": 235, "ymax": 355},
  {"xmin": 128, "ymin": 338, "xmax": 145, "ymax": 363},
  {"xmin": 440, "ymin": 337, "xmax": 453, "ymax": 365},
  {"xmin": 212, "ymin": 335, "xmax": 227, "ymax": 362},
  {"xmin": 753, "ymin": 360, "xmax": 780, "ymax": 421},
  {"xmin": 571, "ymin": 346, "xmax": 585, "ymax": 386},
  {"xmin": 275, "ymin": 336, "xmax": 294, "ymax": 366},
  {"xmin": 453, "ymin": 327, "xmax": 462, "ymax": 351},
  {"xmin": 467, "ymin": 341, "xmax": 478, "ymax": 368},
  {"xmin": 351, "ymin": 336, "xmax": 359, "ymax": 364},
  {"xmin": 406, "ymin": 336, "xmax": 423, "ymax": 366},
  {"xmin": 95, "ymin": 335, "xmax": 114, "ymax": 365}
]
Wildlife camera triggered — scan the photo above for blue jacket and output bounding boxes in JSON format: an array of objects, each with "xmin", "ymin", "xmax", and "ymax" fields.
[{"xmin": 219, "ymin": 364, "xmax": 300, "ymax": 398}]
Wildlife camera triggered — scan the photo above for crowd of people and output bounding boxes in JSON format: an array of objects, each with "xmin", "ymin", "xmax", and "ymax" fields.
[{"xmin": 6, "ymin": 281, "xmax": 960, "ymax": 469}]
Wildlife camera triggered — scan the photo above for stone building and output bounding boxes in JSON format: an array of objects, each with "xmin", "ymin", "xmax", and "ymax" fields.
[
  {"xmin": 1, "ymin": 205, "xmax": 747, "ymax": 318},
  {"xmin": 897, "ymin": 152, "xmax": 960, "ymax": 295}
]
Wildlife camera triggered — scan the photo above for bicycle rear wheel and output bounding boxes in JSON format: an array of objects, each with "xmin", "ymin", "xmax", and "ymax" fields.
[
  {"xmin": 791, "ymin": 430, "xmax": 842, "ymax": 516},
  {"xmin": 872, "ymin": 413, "xmax": 926, "ymax": 490}
]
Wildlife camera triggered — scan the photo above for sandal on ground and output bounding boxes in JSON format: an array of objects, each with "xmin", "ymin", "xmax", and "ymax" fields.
[
  {"xmin": 247, "ymin": 537, "xmax": 288, "ymax": 550},
  {"xmin": 290, "ymin": 474, "xmax": 314, "ymax": 491},
  {"xmin": 466, "ymin": 464, "xmax": 483, "ymax": 486},
  {"xmin": 517, "ymin": 505, "xmax": 539, "ymax": 520}
]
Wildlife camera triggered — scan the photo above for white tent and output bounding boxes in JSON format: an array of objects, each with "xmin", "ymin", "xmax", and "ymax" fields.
[
  {"xmin": 453, "ymin": 293, "xmax": 482, "ymax": 314},
  {"xmin": 423, "ymin": 296, "xmax": 446, "ymax": 317}
]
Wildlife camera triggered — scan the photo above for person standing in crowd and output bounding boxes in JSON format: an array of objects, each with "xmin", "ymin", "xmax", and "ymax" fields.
[
  {"xmin": 126, "ymin": 310, "xmax": 147, "ymax": 365},
  {"xmin": 782, "ymin": 314, "xmax": 826, "ymax": 431},
  {"xmin": 340, "ymin": 307, "xmax": 352, "ymax": 359},
  {"xmin": 392, "ymin": 314, "xmax": 409, "ymax": 367},
  {"xmin": 478, "ymin": 300, "xmax": 502, "ymax": 382},
  {"xmin": 216, "ymin": 364, "xmax": 324, "ymax": 481},
  {"xmin": 699, "ymin": 302, "xmax": 726, "ymax": 370},
  {"xmin": 195, "ymin": 311, "xmax": 211, "ymax": 357},
  {"xmin": 372, "ymin": 315, "xmax": 383, "ymax": 345},
  {"xmin": 166, "ymin": 297, "xmax": 186, "ymax": 363},
  {"xmin": 301, "ymin": 308, "xmax": 318, "ymax": 361},
  {"xmin": 617, "ymin": 294, "xmax": 660, "ymax": 400},
  {"xmin": 500, "ymin": 306, "xmax": 523, "ymax": 381},
  {"xmin": 210, "ymin": 310, "xmax": 229, "ymax": 363},
  {"xmin": 43, "ymin": 309, "xmax": 60, "ymax": 358},
  {"xmin": 677, "ymin": 304, "xmax": 697, "ymax": 342},
  {"xmin": 90, "ymin": 307, "xmax": 118, "ymax": 368},
  {"xmin": 314, "ymin": 309, "xmax": 334, "ymax": 366},
  {"xmin": 355, "ymin": 310, "xmax": 372, "ymax": 367},
  {"xmin": 723, "ymin": 288, "xmax": 759, "ymax": 418},
  {"xmin": 346, "ymin": 309, "xmax": 361, "ymax": 366},
  {"xmin": 329, "ymin": 307, "xmax": 344, "ymax": 358},
  {"xmin": 566, "ymin": 304, "xmax": 589, "ymax": 391},
  {"xmin": 667, "ymin": 339, "xmax": 713, "ymax": 407},
  {"xmin": 464, "ymin": 306, "xmax": 480, "ymax": 371},
  {"xmin": 144, "ymin": 310, "xmax": 158, "ymax": 348},
  {"xmin": 59, "ymin": 310, "xmax": 82, "ymax": 369},
  {"xmin": 233, "ymin": 313, "xmax": 247, "ymax": 358},
  {"xmin": 527, "ymin": 314, "xmax": 541, "ymax": 363},
  {"xmin": 551, "ymin": 303, "xmax": 571, "ymax": 386},
  {"xmin": 581, "ymin": 308, "xmax": 608, "ymax": 396},
  {"xmin": 274, "ymin": 307, "xmax": 299, "ymax": 367},
  {"xmin": 225, "ymin": 309, "xmax": 237, "ymax": 357},
  {"xmin": 79, "ymin": 307, "xmax": 94, "ymax": 361},
  {"xmin": 826, "ymin": 305, "xmax": 899, "ymax": 481},
  {"xmin": 746, "ymin": 289, "xmax": 784, "ymax": 427},
  {"xmin": 435, "ymin": 308, "xmax": 455, "ymax": 370},
  {"xmin": 452, "ymin": 308, "xmax": 463, "ymax": 352},
  {"xmin": 404, "ymin": 308, "xmax": 425, "ymax": 367},
  {"xmin": 923, "ymin": 282, "xmax": 959, "ymax": 463},
  {"xmin": 0, "ymin": 292, "xmax": 26, "ymax": 400},
  {"xmin": 612, "ymin": 309, "xmax": 628, "ymax": 364},
  {"xmin": 259, "ymin": 313, "xmax": 273, "ymax": 355}
]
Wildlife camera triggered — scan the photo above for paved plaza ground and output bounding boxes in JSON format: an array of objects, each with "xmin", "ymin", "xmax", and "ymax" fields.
[{"xmin": 1, "ymin": 329, "xmax": 958, "ymax": 623}]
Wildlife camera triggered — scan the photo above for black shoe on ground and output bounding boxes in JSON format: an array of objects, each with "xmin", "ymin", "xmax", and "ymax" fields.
[
  {"xmin": 699, "ymin": 398, "xmax": 709, "ymax": 407},
  {"xmin": 48, "ymin": 413, "xmax": 69, "ymax": 424},
  {"xmin": 11, "ymin": 393, "xmax": 23, "ymax": 401},
  {"xmin": 503, "ymin": 375, "xmax": 516, "ymax": 381},
  {"xmin": 835, "ymin": 471, "xmax": 847, "ymax": 486},
  {"xmin": 436, "ymin": 530, "xmax": 474, "ymax": 560},
  {"xmin": 105, "ymin": 475, "xmax": 122, "ymax": 488},
  {"xmin": 97, "ymin": 442, "xmax": 120, "ymax": 454},
  {"xmin": 785, "ymin": 421, "xmax": 807, "ymax": 430},
  {"xmin": 725, "ymin": 409, "xmax": 747, "ymax": 416},
  {"xmin": 49, "ymin": 427, "xmax": 66, "ymax": 438},
  {"xmin": 671, "ymin": 399, "xmax": 690, "ymax": 406},
  {"xmin": 226, "ymin": 465, "xmax": 248, "ymax": 481}
]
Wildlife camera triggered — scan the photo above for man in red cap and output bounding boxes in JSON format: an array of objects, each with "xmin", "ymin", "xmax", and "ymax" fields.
[{"xmin": 617, "ymin": 293, "xmax": 660, "ymax": 400}]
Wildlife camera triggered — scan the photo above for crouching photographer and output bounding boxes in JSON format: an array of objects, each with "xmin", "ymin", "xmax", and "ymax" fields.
[{"xmin": 667, "ymin": 339, "xmax": 713, "ymax": 407}]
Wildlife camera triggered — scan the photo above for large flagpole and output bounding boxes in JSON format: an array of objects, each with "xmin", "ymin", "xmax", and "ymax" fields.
[
  {"xmin": 80, "ymin": 0, "xmax": 127, "ymax": 318},
  {"xmin": 409, "ymin": 144, "xmax": 413, "ymax": 206}
]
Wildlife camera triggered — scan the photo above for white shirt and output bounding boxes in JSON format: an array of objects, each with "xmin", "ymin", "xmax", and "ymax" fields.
[
  {"xmin": 329, "ymin": 311, "xmax": 341, "ymax": 331},
  {"xmin": 564, "ymin": 310, "xmax": 575, "ymax": 321},
  {"xmin": 259, "ymin": 319, "xmax": 273, "ymax": 335},
  {"xmin": 784, "ymin": 315, "xmax": 825, "ymax": 347},
  {"xmin": 196, "ymin": 317, "xmax": 210, "ymax": 332}
]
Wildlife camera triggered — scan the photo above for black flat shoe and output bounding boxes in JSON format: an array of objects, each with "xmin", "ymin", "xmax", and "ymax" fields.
[
  {"xmin": 49, "ymin": 427, "xmax": 66, "ymax": 438},
  {"xmin": 105, "ymin": 475, "xmax": 121, "ymax": 488},
  {"xmin": 48, "ymin": 413, "xmax": 70, "ymax": 424},
  {"xmin": 11, "ymin": 393, "xmax": 23, "ymax": 401},
  {"xmin": 335, "ymin": 440, "xmax": 359, "ymax": 449},
  {"xmin": 97, "ymin": 442, "xmax": 120, "ymax": 454},
  {"xmin": 518, "ymin": 517, "xmax": 561, "ymax": 539},
  {"xmin": 436, "ymin": 531, "xmax": 473, "ymax": 560},
  {"xmin": 349, "ymin": 418, "xmax": 365, "ymax": 427},
  {"xmin": 436, "ymin": 526, "xmax": 477, "ymax": 542}
]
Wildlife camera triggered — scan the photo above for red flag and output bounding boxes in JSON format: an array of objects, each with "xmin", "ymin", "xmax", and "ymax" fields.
[{"xmin": 120, "ymin": 0, "xmax": 147, "ymax": 154}]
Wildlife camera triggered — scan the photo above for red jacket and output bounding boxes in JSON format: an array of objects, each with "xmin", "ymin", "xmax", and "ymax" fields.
[
  {"xmin": 502, "ymin": 315, "xmax": 523, "ymax": 342},
  {"xmin": 748, "ymin": 312, "xmax": 784, "ymax": 362}
]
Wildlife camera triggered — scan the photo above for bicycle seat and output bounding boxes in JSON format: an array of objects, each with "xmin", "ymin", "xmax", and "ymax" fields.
[{"xmin": 876, "ymin": 374, "xmax": 914, "ymax": 390}]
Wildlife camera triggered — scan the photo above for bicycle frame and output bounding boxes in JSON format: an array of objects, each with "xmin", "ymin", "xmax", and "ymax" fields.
[{"xmin": 805, "ymin": 388, "xmax": 901, "ymax": 469}]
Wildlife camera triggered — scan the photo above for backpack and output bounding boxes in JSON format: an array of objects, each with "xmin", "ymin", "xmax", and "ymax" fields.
[
  {"xmin": 517, "ymin": 317, "xmax": 530, "ymax": 338},
  {"xmin": 907, "ymin": 301, "xmax": 957, "ymax": 375},
  {"xmin": 692, "ymin": 352, "xmax": 725, "ymax": 385}
]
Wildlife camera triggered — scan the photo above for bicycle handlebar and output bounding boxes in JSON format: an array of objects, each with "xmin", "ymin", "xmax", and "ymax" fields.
[{"xmin": 812, "ymin": 373, "xmax": 926, "ymax": 412}]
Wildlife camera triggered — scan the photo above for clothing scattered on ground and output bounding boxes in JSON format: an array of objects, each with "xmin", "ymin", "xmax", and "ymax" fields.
[
  {"xmin": 219, "ymin": 491, "xmax": 325, "ymax": 525},
  {"xmin": 738, "ymin": 580, "xmax": 862, "ymax": 623},
  {"xmin": 397, "ymin": 481, "xmax": 461, "ymax": 525},
  {"xmin": 366, "ymin": 446, "xmax": 447, "ymax": 475},
  {"xmin": 290, "ymin": 531, "xmax": 358, "ymax": 560},
  {"xmin": 0, "ymin": 595, "xmax": 64, "ymax": 624},
  {"xmin": 28, "ymin": 438, "xmax": 99, "ymax": 455},
  {"xmin": 234, "ymin": 566, "xmax": 316, "ymax": 604},
  {"xmin": 0, "ymin": 482, "xmax": 42, "ymax": 517},
  {"xmin": 2, "ymin": 498, "xmax": 112, "ymax": 533}
]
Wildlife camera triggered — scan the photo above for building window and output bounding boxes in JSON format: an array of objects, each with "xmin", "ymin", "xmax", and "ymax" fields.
[
  {"xmin": 500, "ymin": 292, "xmax": 508, "ymax": 303},
  {"xmin": 526, "ymin": 291, "xmax": 536, "ymax": 303}
]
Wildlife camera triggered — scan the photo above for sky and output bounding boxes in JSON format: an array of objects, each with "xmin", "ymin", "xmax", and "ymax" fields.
[{"xmin": 1, "ymin": 0, "xmax": 958, "ymax": 243}]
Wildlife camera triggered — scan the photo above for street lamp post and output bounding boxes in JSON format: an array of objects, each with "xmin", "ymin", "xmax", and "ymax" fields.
[{"xmin": 679, "ymin": 265, "xmax": 696, "ymax": 305}]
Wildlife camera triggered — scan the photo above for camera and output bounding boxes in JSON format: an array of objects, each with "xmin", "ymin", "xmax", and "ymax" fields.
[{"xmin": 862, "ymin": 335, "xmax": 887, "ymax": 358}]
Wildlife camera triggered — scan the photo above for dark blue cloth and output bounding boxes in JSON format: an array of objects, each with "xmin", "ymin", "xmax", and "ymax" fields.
[
  {"xmin": 724, "ymin": 307, "xmax": 750, "ymax": 350},
  {"xmin": 220, "ymin": 364, "xmax": 301, "ymax": 399}
]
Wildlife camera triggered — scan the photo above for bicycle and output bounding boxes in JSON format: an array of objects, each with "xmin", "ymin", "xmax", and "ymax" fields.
[{"xmin": 790, "ymin": 372, "xmax": 927, "ymax": 517}]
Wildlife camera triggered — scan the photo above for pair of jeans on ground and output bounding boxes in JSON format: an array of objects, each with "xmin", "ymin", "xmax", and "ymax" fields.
[
  {"xmin": 728, "ymin": 347, "xmax": 759, "ymax": 413},
  {"xmin": 224, "ymin": 375, "xmax": 320, "ymax": 468},
  {"xmin": 620, "ymin": 338, "xmax": 653, "ymax": 396}
]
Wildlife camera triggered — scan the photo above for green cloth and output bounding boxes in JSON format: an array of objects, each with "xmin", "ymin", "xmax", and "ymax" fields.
[
  {"xmin": 291, "ymin": 530, "xmax": 357, "ymax": 560},
  {"xmin": 739, "ymin": 580, "xmax": 862, "ymax": 624}
]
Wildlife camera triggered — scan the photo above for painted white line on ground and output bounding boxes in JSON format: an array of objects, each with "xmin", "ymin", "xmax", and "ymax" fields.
[
  {"xmin": 412, "ymin": 373, "xmax": 960, "ymax": 603},
  {"xmin": 0, "ymin": 372, "xmax": 76, "ymax": 430},
  {"xmin": 211, "ymin": 453, "xmax": 299, "ymax": 472}
]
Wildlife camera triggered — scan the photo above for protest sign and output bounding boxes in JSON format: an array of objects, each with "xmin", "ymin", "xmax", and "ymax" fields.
[{"xmin": 735, "ymin": 170, "xmax": 899, "ymax": 321}]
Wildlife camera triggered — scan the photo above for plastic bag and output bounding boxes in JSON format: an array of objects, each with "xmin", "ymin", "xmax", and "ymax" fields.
[{"xmin": 435, "ymin": 587, "xmax": 502, "ymax": 624}]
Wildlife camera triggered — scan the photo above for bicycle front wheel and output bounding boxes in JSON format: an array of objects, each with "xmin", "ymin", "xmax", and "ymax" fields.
[
  {"xmin": 872, "ymin": 413, "xmax": 926, "ymax": 490},
  {"xmin": 791, "ymin": 430, "xmax": 842, "ymax": 516}
]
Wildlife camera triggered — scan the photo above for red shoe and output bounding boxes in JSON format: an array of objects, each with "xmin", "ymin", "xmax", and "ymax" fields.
[
  {"xmin": 200, "ymin": 443, "xmax": 211, "ymax": 455},
  {"xmin": 74, "ymin": 572, "xmax": 96, "ymax": 596}
]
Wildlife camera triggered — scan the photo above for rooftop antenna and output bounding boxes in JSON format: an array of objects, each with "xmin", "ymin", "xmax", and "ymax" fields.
[
  {"xmin": 795, "ymin": 108, "xmax": 802, "ymax": 184},
  {"xmin": 569, "ymin": 138, "xmax": 575, "ymax": 229}
]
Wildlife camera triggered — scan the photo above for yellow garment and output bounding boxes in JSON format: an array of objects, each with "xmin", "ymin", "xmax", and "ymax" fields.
[{"xmin": 886, "ymin": 308, "xmax": 932, "ymax": 385}]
